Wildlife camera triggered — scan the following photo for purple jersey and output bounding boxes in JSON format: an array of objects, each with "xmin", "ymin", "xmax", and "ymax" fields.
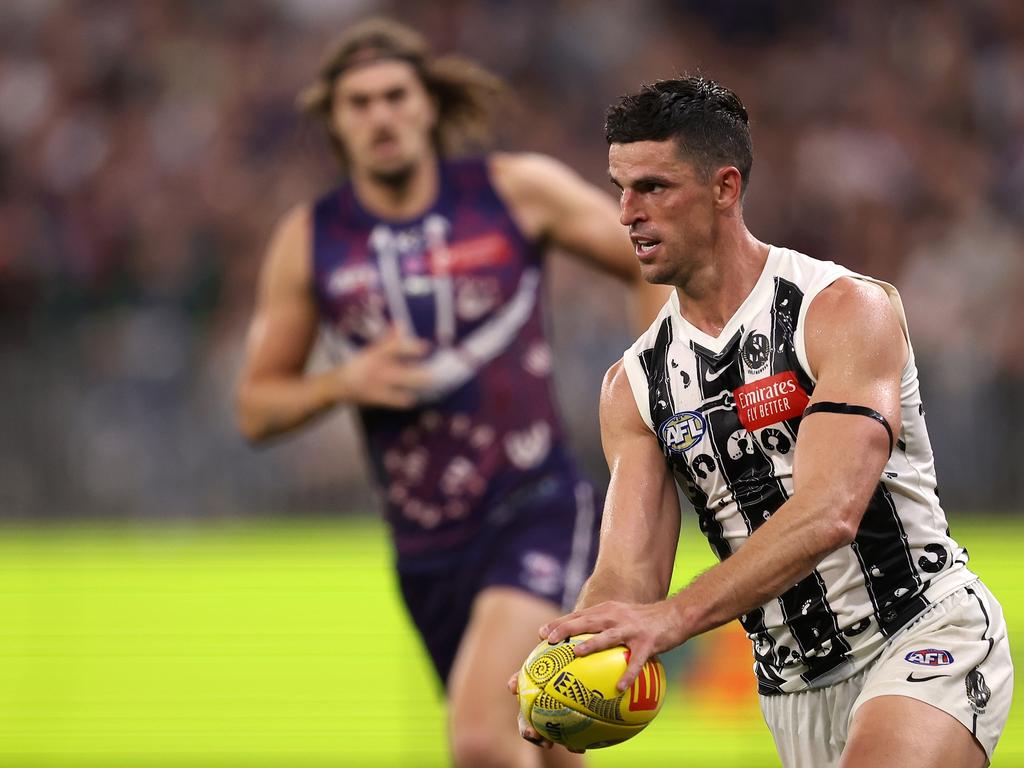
[{"xmin": 311, "ymin": 158, "xmax": 586, "ymax": 566}]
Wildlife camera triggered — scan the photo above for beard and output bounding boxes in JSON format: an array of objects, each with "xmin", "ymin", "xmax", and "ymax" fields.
[{"xmin": 368, "ymin": 162, "xmax": 416, "ymax": 188}]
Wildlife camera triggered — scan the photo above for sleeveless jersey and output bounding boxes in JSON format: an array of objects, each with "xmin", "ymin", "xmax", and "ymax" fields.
[
  {"xmin": 311, "ymin": 158, "xmax": 588, "ymax": 568},
  {"xmin": 621, "ymin": 246, "xmax": 976, "ymax": 695}
]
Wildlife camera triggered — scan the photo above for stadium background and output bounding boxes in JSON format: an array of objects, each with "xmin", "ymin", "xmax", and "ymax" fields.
[{"xmin": 2, "ymin": 0, "xmax": 1022, "ymax": 765}]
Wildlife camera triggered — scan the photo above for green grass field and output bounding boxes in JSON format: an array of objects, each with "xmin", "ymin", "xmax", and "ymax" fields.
[{"xmin": 1, "ymin": 515, "xmax": 1020, "ymax": 767}]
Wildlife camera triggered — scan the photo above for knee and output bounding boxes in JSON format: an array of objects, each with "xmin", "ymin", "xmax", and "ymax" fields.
[{"xmin": 450, "ymin": 724, "xmax": 530, "ymax": 768}]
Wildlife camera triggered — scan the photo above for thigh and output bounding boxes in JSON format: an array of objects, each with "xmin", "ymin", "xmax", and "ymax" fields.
[
  {"xmin": 843, "ymin": 582, "xmax": 1012, "ymax": 766},
  {"xmin": 841, "ymin": 695, "xmax": 986, "ymax": 768},
  {"xmin": 397, "ymin": 475, "xmax": 599, "ymax": 687},
  {"xmin": 760, "ymin": 673, "xmax": 864, "ymax": 768},
  {"xmin": 448, "ymin": 477, "xmax": 596, "ymax": 765},
  {"xmin": 447, "ymin": 586, "xmax": 581, "ymax": 767},
  {"xmin": 481, "ymin": 477, "xmax": 600, "ymax": 611},
  {"xmin": 398, "ymin": 564, "xmax": 477, "ymax": 685}
]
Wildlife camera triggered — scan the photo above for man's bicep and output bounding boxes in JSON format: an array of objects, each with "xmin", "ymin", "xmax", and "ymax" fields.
[
  {"xmin": 593, "ymin": 362, "xmax": 681, "ymax": 598},
  {"xmin": 241, "ymin": 207, "xmax": 319, "ymax": 381},
  {"xmin": 794, "ymin": 279, "xmax": 908, "ymax": 528},
  {"xmin": 803, "ymin": 278, "xmax": 907, "ymax": 426}
]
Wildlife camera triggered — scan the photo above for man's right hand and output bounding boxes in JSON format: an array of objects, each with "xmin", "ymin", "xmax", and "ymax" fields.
[
  {"xmin": 507, "ymin": 673, "xmax": 556, "ymax": 751},
  {"xmin": 331, "ymin": 327, "xmax": 434, "ymax": 409}
]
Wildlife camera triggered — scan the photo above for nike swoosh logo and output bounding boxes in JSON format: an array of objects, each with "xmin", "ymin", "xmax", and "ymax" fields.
[
  {"xmin": 906, "ymin": 673, "xmax": 950, "ymax": 682},
  {"xmin": 705, "ymin": 364, "xmax": 731, "ymax": 382}
]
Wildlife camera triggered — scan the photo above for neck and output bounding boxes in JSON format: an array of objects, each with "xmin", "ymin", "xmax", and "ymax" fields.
[
  {"xmin": 351, "ymin": 155, "xmax": 439, "ymax": 220},
  {"xmin": 673, "ymin": 228, "xmax": 770, "ymax": 338}
]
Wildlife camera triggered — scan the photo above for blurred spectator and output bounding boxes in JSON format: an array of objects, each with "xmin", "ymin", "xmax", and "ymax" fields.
[{"xmin": 2, "ymin": 0, "xmax": 1022, "ymax": 518}]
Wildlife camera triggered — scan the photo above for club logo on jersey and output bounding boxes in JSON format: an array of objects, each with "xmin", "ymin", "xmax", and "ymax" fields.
[
  {"xmin": 741, "ymin": 332, "xmax": 771, "ymax": 373},
  {"xmin": 733, "ymin": 372, "xmax": 809, "ymax": 431},
  {"xmin": 326, "ymin": 263, "xmax": 380, "ymax": 296},
  {"xmin": 905, "ymin": 648, "xmax": 954, "ymax": 666},
  {"xmin": 659, "ymin": 411, "xmax": 707, "ymax": 454}
]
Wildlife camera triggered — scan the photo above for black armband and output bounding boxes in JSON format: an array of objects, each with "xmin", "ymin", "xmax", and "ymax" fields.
[{"xmin": 803, "ymin": 401, "xmax": 894, "ymax": 455}]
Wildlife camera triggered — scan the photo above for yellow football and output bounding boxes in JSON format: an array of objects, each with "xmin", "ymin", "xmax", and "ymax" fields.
[{"xmin": 516, "ymin": 634, "xmax": 667, "ymax": 751}]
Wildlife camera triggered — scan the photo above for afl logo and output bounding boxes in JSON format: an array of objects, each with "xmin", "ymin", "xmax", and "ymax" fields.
[
  {"xmin": 659, "ymin": 411, "xmax": 707, "ymax": 454},
  {"xmin": 741, "ymin": 332, "xmax": 771, "ymax": 372},
  {"xmin": 905, "ymin": 648, "xmax": 954, "ymax": 666}
]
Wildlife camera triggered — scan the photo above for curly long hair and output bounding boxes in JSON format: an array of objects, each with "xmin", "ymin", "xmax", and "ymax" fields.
[{"xmin": 298, "ymin": 17, "xmax": 505, "ymax": 170}]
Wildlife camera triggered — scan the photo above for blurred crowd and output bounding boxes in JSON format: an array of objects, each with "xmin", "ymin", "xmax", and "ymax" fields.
[{"xmin": 2, "ymin": 0, "xmax": 1022, "ymax": 519}]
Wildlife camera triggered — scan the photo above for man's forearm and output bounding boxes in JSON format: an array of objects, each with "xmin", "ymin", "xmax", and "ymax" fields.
[
  {"xmin": 576, "ymin": 563, "xmax": 671, "ymax": 611},
  {"xmin": 666, "ymin": 494, "xmax": 852, "ymax": 645},
  {"xmin": 236, "ymin": 371, "xmax": 341, "ymax": 443}
]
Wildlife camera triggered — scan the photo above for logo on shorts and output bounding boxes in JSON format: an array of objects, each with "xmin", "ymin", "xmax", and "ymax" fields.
[
  {"xmin": 905, "ymin": 648, "xmax": 954, "ymax": 666},
  {"xmin": 966, "ymin": 668, "xmax": 991, "ymax": 714},
  {"xmin": 520, "ymin": 551, "xmax": 563, "ymax": 596},
  {"xmin": 906, "ymin": 672, "xmax": 949, "ymax": 682},
  {"xmin": 659, "ymin": 411, "xmax": 707, "ymax": 454}
]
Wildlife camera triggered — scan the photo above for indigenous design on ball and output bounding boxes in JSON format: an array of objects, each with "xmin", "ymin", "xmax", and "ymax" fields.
[{"xmin": 517, "ymin": 634, "xmax": 667, "ymax": 752}]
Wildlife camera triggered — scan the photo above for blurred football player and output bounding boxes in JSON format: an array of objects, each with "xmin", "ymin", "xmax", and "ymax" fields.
[{"xmin": 236, "ymin": 18, "xmax": 662, "ymax": 768}]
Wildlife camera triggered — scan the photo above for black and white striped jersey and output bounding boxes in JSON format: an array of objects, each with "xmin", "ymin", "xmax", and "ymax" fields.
[{"xmin": 621, "ymin": 246, "xmax": 975, "ymax": 695}]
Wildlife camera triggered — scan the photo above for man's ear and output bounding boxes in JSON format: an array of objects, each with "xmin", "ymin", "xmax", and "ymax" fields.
[{"xmin": 713, "ymin": 166, "xmax": 743, "ymax": 210}]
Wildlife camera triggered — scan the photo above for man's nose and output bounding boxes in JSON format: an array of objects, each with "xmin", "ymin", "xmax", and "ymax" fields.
[
  {"xmin": 367, "ymin": 98, "xmax": 397, "ymax": 125},
  {"xmin": 619, "ymin": 189, "xmax": 646, "ymax": 227}
]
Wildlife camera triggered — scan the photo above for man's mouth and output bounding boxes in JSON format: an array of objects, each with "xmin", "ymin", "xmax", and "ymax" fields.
[{"xmin": 632, "ymin": 236, "xmax": 661, "ymax": 258}]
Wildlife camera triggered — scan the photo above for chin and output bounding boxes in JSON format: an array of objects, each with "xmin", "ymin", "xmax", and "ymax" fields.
[
  {"xmin": 369, "ymin": 161, "xmax": 416, "ymax": 187},
  {"xmin": 640, "ymin": 264, "xmax": 675, "ymax": 286}
]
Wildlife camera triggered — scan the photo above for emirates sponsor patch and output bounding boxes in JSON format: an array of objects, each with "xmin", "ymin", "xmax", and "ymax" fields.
[{"xmin": 733, "ymin": 372, "xmax": 809, "ymax": 431}]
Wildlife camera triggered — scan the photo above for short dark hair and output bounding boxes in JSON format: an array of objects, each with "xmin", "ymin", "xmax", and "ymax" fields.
[{"xmin": 605, "ymin": 76, "xmax": 752, "ymax": 189}]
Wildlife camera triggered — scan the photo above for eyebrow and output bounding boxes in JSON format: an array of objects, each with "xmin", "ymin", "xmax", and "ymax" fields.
[
  {"xmin": 608, "ymin": 173, "xmax": 673, "ymax": 189},
  {"xmin": 341, "ymin": 80, "xmax": 410, "ymax": 102}
]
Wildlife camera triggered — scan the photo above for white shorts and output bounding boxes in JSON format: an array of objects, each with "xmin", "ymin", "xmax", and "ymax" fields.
[{"xmin": 760, "ymin": 580, "xmax": 1012, "ymax": 768}]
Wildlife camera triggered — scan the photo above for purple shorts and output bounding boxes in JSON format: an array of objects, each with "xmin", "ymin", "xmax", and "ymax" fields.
[{"xmin": 397, "ymin": 472, "xmax": 601, "ymax": 685}]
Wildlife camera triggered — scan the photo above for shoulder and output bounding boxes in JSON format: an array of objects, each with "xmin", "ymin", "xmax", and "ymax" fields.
[
  {"xmin": 263, "ymin": 203, "xmax": 313, "ymax": 285},
  {"xmin": 600, "ymin": 357, "xmax": 657, "ymax": 440},
  {"xmin": 488, "ymin": 151, "xmax": 578, "ymax": 190},
  {"xmin": 600, "ymin": 358, "xmax": 636, "ymax": 419},
  {"xmin": 273, "ymin": 203, "xmax": 312, "ymax": 241},
  {"xmin": 602, "ymin": 358, "xmax": 628, "ymax": 397},
  {"xmin": 490, "ymin": 151, "xmax": 583, "ymax": 206},
  {"xmin": 487, "ymin": 152, "xmax": 581, "ymax": 240},
  {"xmin": 805, "ymin": 277, "xmax": 907, "ymax": 377},
  {"xmin": 806, "ymin": 276, "xmax": 896, "ymax": 328}
]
